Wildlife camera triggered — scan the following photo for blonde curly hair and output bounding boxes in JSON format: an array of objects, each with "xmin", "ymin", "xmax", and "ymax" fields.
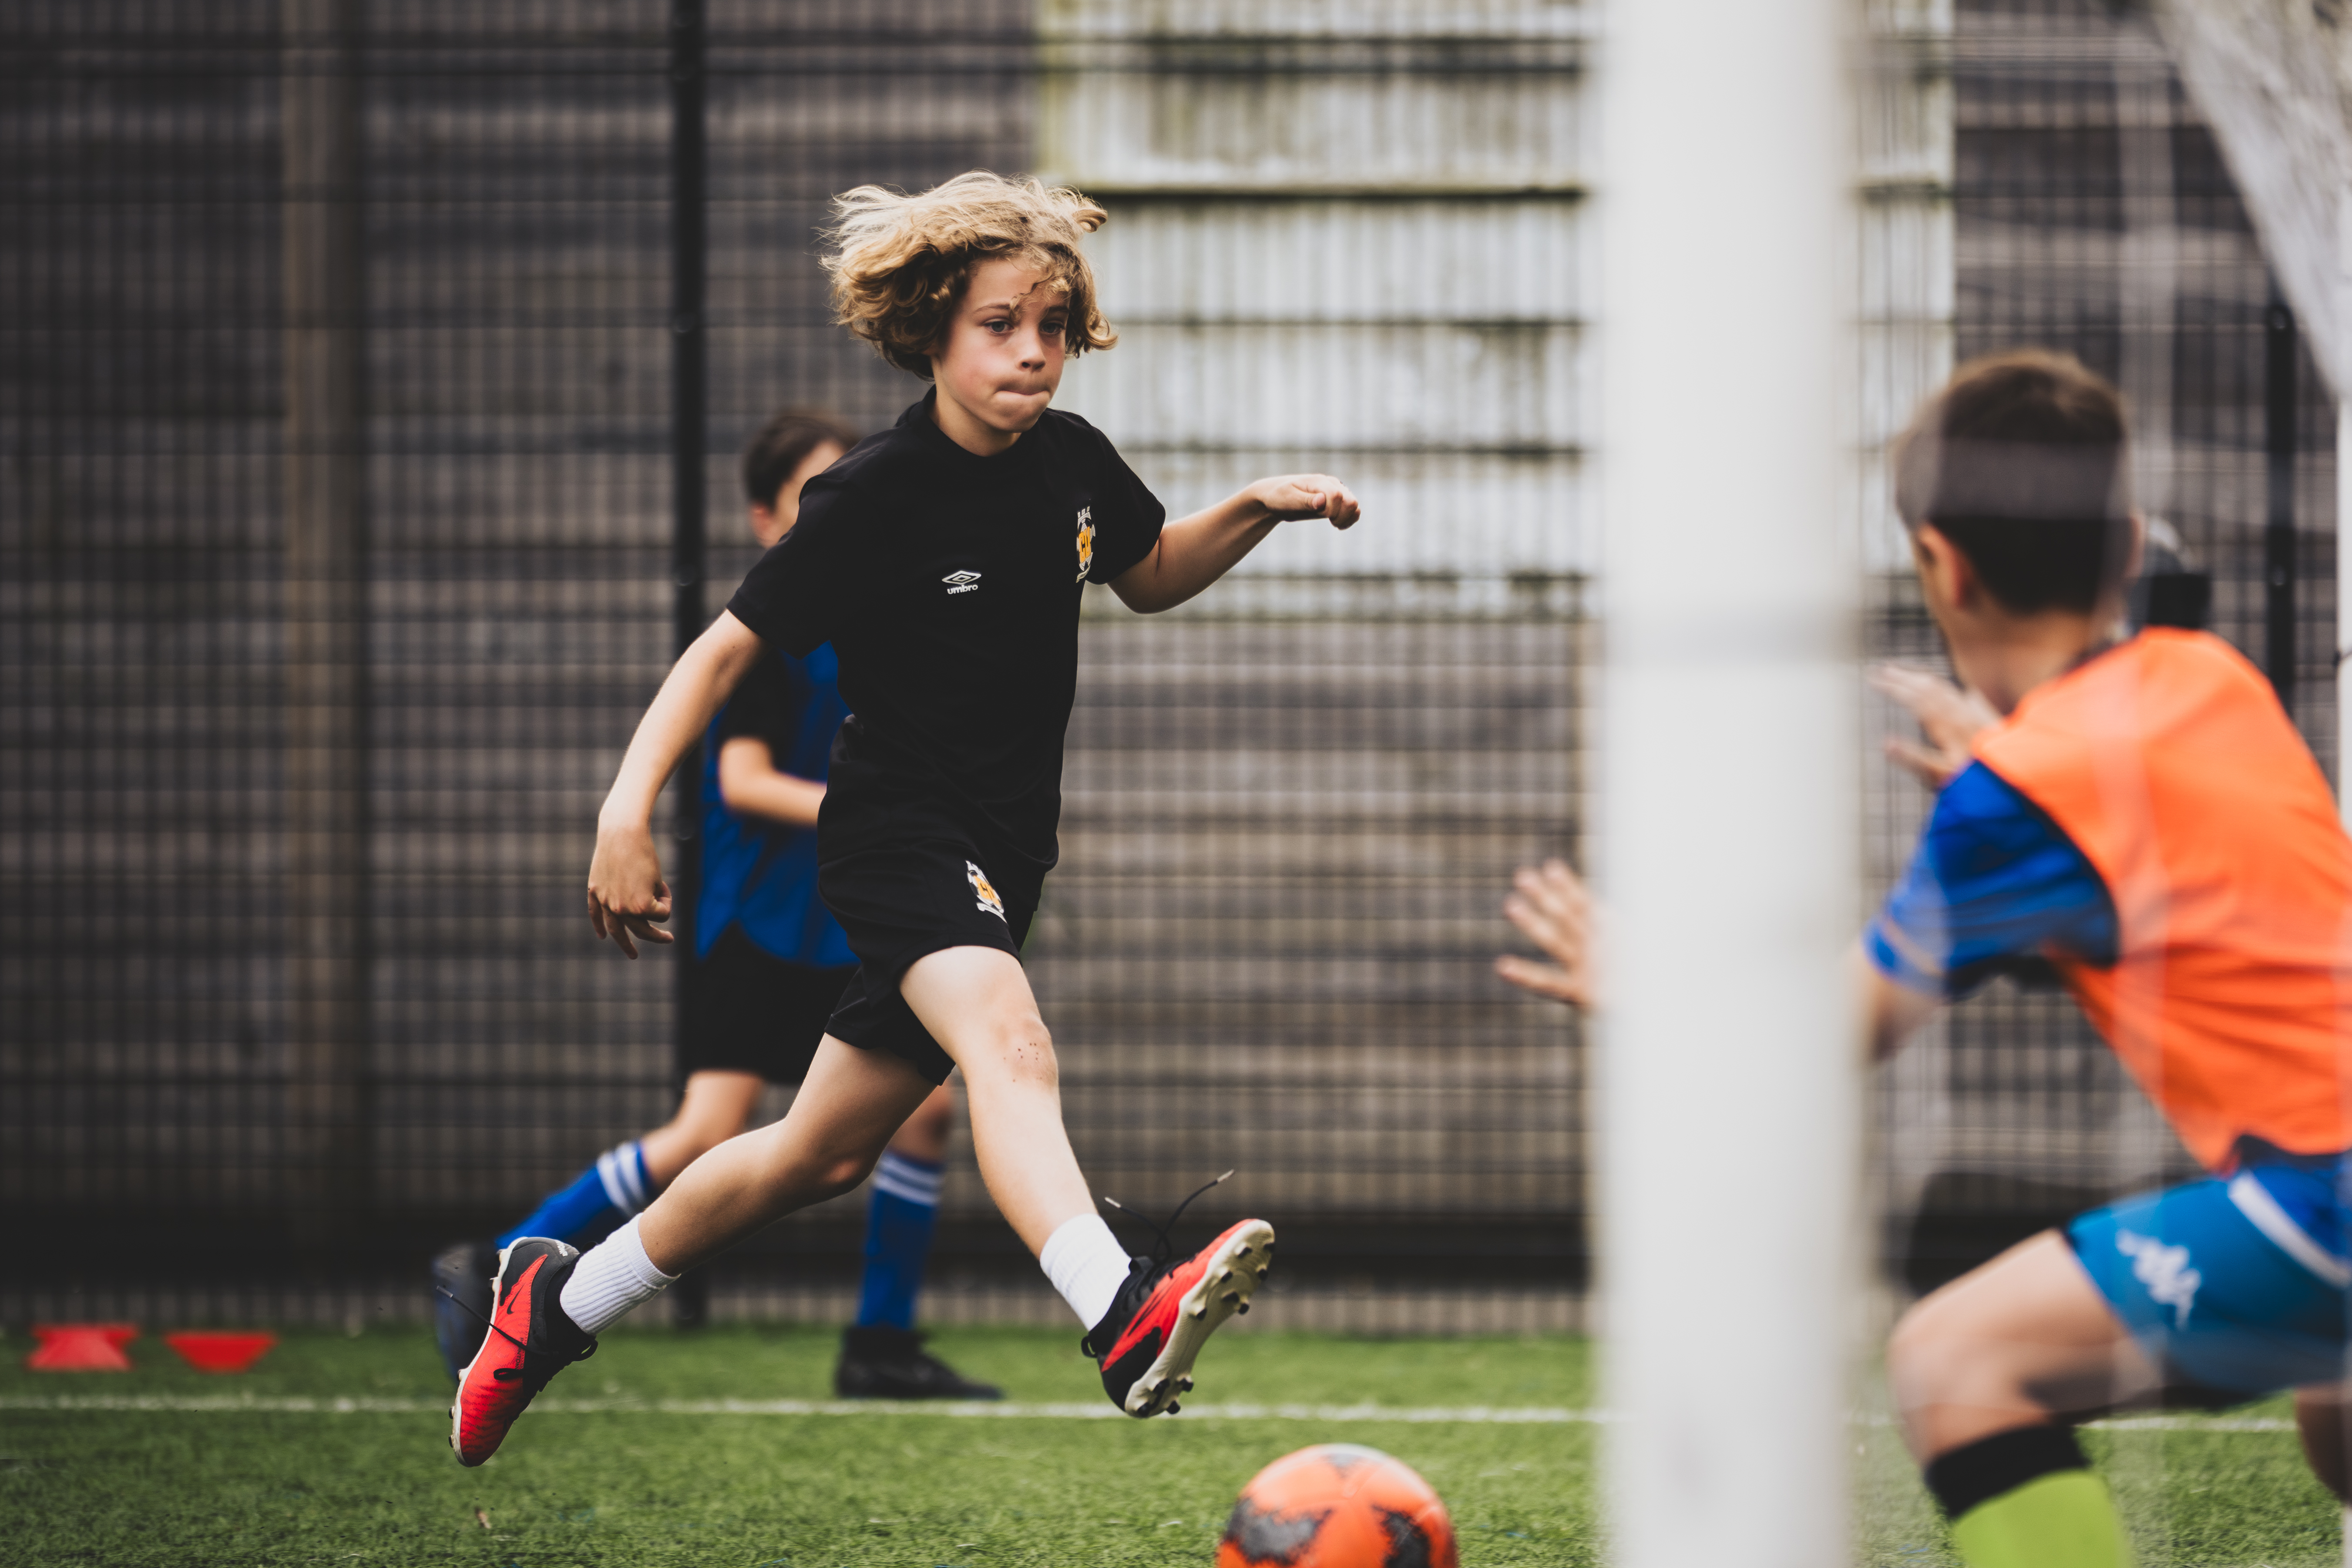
[{"xmin": 822, "ymin": 171, "xmax": 1117, "ymax": 378}]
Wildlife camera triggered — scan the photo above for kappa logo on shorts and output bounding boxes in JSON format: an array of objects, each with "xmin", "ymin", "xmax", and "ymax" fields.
[
  {"xmin": 1074, "ymin": 506, "xmax": 1094, "ymax": 582},
  {"xmin": 966, "ymin": 860, "xmax": 1006, "ymax": 920},
  {"xmin": 943, "ymin": 570, "xmax": 981, "ymax": 595},
  {"xmin": 2117, "ymin": 1227, "xmax": 2203, "ymax": 1329}
]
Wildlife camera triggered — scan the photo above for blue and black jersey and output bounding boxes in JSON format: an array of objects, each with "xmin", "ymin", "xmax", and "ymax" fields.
[
  {"xmin": 696, "ymin": 645, "xmax": 854, "ymax": 967},
  {"xmin": 1865, "ymin": 759, "xmax": 2117, "ymax": 997}
]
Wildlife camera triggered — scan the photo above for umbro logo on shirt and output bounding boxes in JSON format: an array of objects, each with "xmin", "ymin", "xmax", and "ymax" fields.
[{"xmin": 942, "ymin": 570, "xmax": 981, "ymax": 595}]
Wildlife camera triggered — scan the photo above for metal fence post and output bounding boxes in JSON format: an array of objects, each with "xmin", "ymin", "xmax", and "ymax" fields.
[
  {"xmin": 2266, "ymin": 286, "xmax": 2298, "ymax": 704},
  {"xmin": 282, "ymin": 0, "xmax": 369, "ymax": 1242},
  {"xmin": 668, "ymin": 0, "xmax": 709, "ymax": 1327}
]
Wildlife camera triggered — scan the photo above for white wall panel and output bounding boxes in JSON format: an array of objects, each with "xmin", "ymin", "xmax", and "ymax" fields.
[
  {"xmin": 1047, "ymin": 0, "xmax": 1590, "ymax": 40},
  {"xmin": 1041, "ymin": 4, "xmax": 1586, "ymax": 580},
  {"xmin": 1859, "ymin": 13, "xmax": 1956, "ymax": 569},
  {"xmin": 1041, "ymin": 69, "xmax": 1583, "ymax": 195},
  {"xmin": 1086, "ymin": 200, "xmax": 1584, "ymax": 323},
  {"xmin": 1057, "ymin": 323, "xmax": 1583, "ymax": 449},
  {"xmin": 1116, "ymin": 448, "xmax": 1587, "ymax": 575}
]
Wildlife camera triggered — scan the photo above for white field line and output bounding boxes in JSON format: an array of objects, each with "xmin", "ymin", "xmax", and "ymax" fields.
[
  {"xmin": 0, "ymin": 1395, "xmax": 2297, "ymax": 1432},
  {"xmin": 0, "ymin": 1394, "xmax": 1590, "ymax": 1422}
]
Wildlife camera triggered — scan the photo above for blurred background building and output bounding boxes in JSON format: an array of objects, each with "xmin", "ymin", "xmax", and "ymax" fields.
[{"xmin": 0, "ymin": 0, "xmax": 2332, "ymax": 1330}]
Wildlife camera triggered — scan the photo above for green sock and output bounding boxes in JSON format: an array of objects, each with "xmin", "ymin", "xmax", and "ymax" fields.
[{"xmin": 1949, "ymin": 1470, "xmax": 2133, "ymax": 1568}]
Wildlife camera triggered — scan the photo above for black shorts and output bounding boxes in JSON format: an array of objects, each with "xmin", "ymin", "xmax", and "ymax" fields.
[
  {"xmin": 818, "ymin": 838, "xmax": 1042, "ymax": 1085},
  {"xmin": 680, "ymin": 924, "xmax": 856, "ymax": 1082}
]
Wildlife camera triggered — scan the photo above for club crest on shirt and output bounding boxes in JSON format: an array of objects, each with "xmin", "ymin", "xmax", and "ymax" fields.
[
  {"xmin": 1073, "ymin": 506, "xmax": 1094, "ymax": 583},
  {"xmin": 966, "ymin": 860, "xmax": 1006, "ymax": 920},
  {"xmin": 942, "ymin": 570, "xmax": 981, "ymax": 596}
]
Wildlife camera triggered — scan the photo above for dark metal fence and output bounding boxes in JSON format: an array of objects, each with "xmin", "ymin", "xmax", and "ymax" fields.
[
  {"xmin": 5, "ymin": 0, "xmax": 2328, "ymax": 1333},
  {"xmin": 1870, "ymin": 0, "xmax": 2340, "ymax": 1293},
  {"xmin": 0, "ymin": 2, "xmax": 1583, "ymax": 1330}
]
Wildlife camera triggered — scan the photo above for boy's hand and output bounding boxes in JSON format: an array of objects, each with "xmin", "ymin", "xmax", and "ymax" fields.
[
  {"xmin": 1250, "ymin": 473, "xmax": 1361, "ymax": 530},
  {"xmin": 1869, "ymin": 663, "xmax": 1999, "ymax": 790},
  {"xmin": 586, "ymin": 820, "xmax": 673, "ymax": 959},
  {"xmin": 1497, "ymin": 858, "xmax": 1599, "ymax": 1008}
]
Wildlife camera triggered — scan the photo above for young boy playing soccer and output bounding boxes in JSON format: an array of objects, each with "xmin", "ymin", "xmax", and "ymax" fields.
[
  {"xmin": 449, "ymin": 171, "xmax": 1361, "ymax": 1464},
  {"xmin": 433, "ymin": 409, "xmax": 998, "ymax": 1402},
  {"xmin": 1501, "ymin": 350, "xmax": 2352, "ymax": 1566}
]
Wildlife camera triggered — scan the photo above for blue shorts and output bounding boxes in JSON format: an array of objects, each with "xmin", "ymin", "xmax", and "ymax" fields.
[{"xmin": 2067, "ymin": 1162, "xmax": 2352, "ymax": 1399}]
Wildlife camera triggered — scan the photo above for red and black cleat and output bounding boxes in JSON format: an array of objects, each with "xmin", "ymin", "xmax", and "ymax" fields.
[
  {"xmin": 448, "ymin": 1238, "xmax": 596, "ymax": 1466},
  {"xmin": 1083, "ymin": 1193, "xmax": 1274, "ymax": 1418}
]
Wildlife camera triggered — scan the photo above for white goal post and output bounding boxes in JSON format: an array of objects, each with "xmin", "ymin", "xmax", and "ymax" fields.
[{"xmin": 1598, "ymin": 1, "xmax": 1859, "ymax": 1565}]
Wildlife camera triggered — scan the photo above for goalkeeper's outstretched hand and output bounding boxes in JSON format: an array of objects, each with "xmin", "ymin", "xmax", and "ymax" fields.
[
  {"xmin": 1496, "ymin": 857, "xmax": 1599, "ymax": 1009},
  {"xmin": 1871, "ymin": 662, "xmax": 1997, "ymax": 790}
]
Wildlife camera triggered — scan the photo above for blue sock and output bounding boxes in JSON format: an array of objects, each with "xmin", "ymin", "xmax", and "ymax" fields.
[
  {"xmin": 855, "ymin": 1152, "xmax": 941, "ymax": 1330},
  {"xmin": 497, "ymin": 1140, "xmax": 651, "ymax": 1249}
]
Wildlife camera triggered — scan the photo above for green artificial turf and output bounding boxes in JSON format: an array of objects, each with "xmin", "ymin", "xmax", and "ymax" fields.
[{"xmin": 0, "ymin": 1325, "xmax": 2340, "ymax": 1566}]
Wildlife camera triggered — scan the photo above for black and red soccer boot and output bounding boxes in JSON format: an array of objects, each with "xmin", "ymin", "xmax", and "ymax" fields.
[
  {"xmin": 448, "ymin": 1238, "xmax": 597, "ymax": 1466},
  {"xmin": 1082, "ymin": 1176, "xmax": 1274, "ymax": 1418}
]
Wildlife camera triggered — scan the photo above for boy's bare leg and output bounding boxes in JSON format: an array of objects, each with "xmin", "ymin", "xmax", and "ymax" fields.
[
  {"xmin": 885, "ymin": 1084, "xmax": 956, "ymax": 1164},
  {"xmin": 1888, "ymin": 1233, "xmax": 2155, "ymax": 1566},
  {"xmin": 896, "ymin": 944, "xmax": 1092, "ymax": 1253},
  {"xmin": 635, "ymin": 1037, "xmax": 935, "ymax": 1275},
  {"xmin": 2295, "ymin": 1384, "xmax": 2352, "ymax": 1502},
  {"xmin": 638, "ymin": 1069, "xmax": 766, "ymax": 1187},
  {"xmin": 894, "ymin": 942, "xmax": 1268, "ymax": 1419},
  {"xmin": 1889, "ymin": 1231, "xmax": 2160, "ymax": 1461}
]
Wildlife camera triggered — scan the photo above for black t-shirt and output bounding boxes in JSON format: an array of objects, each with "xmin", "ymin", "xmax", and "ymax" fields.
[
  {"xmin": 725, "ymin": 392, "xmax": 1165, "ymax": 874},
  {"xmin": 713, "ymin": 650, "xmax": 795, "ymax": 752}
]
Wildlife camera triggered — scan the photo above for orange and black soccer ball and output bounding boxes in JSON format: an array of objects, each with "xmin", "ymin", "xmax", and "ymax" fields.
[{"xmin": 1217, "ymin": 1444, "xmax": 1458, "ymax": 1568}]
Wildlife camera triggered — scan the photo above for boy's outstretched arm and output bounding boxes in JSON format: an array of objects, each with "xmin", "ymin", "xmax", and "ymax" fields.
[
  {"xmin": 716, "ymin": 738, "xmax": 824, "ymax": 827},
  {"xmin": 1109, "ymin": 473, "xmax": 1360, "ymax": 614},
  {"xmin": 1870, "ymin": 662, "xmax": 1998, "ymax": 790},
  {"xmin": 1496, "ymin": 858, "xmax": 1600, "ymax": 1007},
  {"xmin": 1857, "ymin": 948, "xmax": 1939, "ymax": 1062},
  {"xmin": 587, "ymin": 609, "xmax": 766, "ymax": 957},
  {"xmin": 1496, "ymin": 857, "xmax": 1941, "ymax": 1061}
]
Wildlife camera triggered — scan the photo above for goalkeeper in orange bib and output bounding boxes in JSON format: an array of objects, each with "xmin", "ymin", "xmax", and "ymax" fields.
[{"xmin": 1501, "ymin": 350, "xmax": 2352, "ymax": 1568}]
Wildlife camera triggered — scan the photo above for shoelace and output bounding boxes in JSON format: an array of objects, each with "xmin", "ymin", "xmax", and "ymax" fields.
[
  {"xmin": 434, "ymin": 1284, "xmax": 595, "ymax": 1382},
  {"xmin": 1099, "ymin": 1168, "xmax": 1234, "ymax": 1278},
  {"xmin": 1081, "ymin": 1171, "xmax": 1240, "ymax": 1366}
]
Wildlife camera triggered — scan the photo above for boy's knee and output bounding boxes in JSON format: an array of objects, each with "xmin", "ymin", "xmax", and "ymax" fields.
[
  {"xmin": 1888, "ymin": 1299, "xmax": 1962, "ymax": 1399},
  {"xmin": 957, "ymin": 1011, "xmax": 1057, "ymax": 1088},
  {"xmin": 666, "ymin": 1121, "xmax": 730, "ymax": 1165},
  {"xmin": 760, "ymin": 1147, "xmax": 873, "ymax": 1205},
  {"xmin": 909, "ymin": 1088, "xmax": 956, "ymax": 1138},
  {"xmin": 817, "ymin": 1152, "xmax": 875, "ymax": 1199},
  {"xmin": 2295, "ymin": 1389, "xmax": 2352, "ymax": 1502}
]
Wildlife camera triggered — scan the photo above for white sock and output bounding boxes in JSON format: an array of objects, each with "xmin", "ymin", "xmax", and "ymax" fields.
[
  {"xmin": 1039, "ymin": 1212, "xmax": 1132, "ymax": 1330},
  {"xmin": 558, "ymin": 1216, "xmax": 679, "ymax": 1336}
]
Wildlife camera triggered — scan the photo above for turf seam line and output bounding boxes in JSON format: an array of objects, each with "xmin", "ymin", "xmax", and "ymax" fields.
[{"xmin": 0, "ymin": 1395, "xmax": 2298, "ymax": 1432}]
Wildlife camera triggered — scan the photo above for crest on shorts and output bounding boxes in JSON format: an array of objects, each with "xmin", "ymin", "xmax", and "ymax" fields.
[
  {"xmin": 966, "ymin": 860, "xmax": 1006, "ymax": 920},
  {"xmin": 1074, "ymin": 506, "xmax": 1094, "ymax": 582}
]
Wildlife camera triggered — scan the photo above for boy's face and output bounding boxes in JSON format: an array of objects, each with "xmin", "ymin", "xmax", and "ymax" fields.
[
  {"xmin": 747, "ymin": 441, "xmax": 846, "ymax": 550},
  {"xmin": 928, "ymin": 258, "xmax": 1068, "ymax": 449}
]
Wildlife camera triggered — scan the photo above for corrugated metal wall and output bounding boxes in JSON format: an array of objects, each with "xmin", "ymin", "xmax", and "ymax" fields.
[
  {"xmin": 1025, "ymin": 0, "xmax": 1590, "ymax": 1330},
  {"xmin": 3, "ymin": 0, "xmax": 1593, "ymax": 1330},
  {"xmin": 8, "ymin": 0, "xmax": 2320, "ymax": 1329}
]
